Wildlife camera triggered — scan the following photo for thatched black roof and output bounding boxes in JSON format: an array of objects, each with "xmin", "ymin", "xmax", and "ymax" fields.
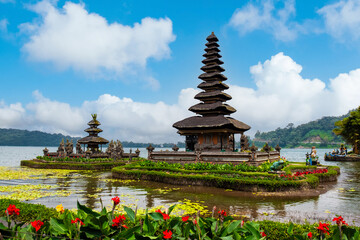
[
  {"xmin": 173, "ymin": 116, "xmax": 250, "ymax": 133},
  {"xmin": 189, "ymin": 102, "xmax": 236, "ymax": 115},
  {"xmin": 78, "ymin": 136, "xmax": 109, "ymax": 144},
  {"xmin": 194, "ymin": 90, "xmax": 231, "ymax": 101}
]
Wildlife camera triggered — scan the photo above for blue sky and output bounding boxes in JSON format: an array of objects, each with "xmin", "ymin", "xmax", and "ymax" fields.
[{"xmin": 1, "ymin": 0, "xmax": 360, "ymax": 143}]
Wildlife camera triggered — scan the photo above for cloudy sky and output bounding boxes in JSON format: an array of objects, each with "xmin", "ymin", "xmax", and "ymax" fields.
[{"xmin": 1, "ymin": 0, "xmax": 360, "ymax": 143}]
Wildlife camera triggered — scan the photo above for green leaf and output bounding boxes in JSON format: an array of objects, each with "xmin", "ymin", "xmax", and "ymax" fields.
[
  {"xmin": 77, "ymin": 201, "xmax": 100, "ymax": 217},
  {"xmin": 124, "ymin": 206, "xmax": 136, "ymax": 223},
  {"xmin": 223, "ymin": 220, "xmax": 241, "ymax": 236},
  {"xmin": 168, "ymin": 204, "xmax": 177, "ymax": 215},
  {"xmin": 143, "ymin": 212, "xmax": 154, "ymax": 235},
  {"xmin": 149, "ymin": 212, "xmax": 164, "ymax": 221},
  {"xmin": 0, "ymin": 222, "xmax": 7, "ymax": 230},
  {"xmin": 115, "ymin": 226, "xmax": 141, "ymax": 239},
  {"xmin": 49, "ymin": 218, "xmax": 67, "ymax": 234},
  {"xmin": 220, "ymin": 236, "xmax": 234, "ymax": 240},
  {"xmin": 244, "ymin": 222, "xmax": 261, "ymax": 239},
  {"xmin": 287, "ymin": 222, "xmax": 294, "ymax": 235}
]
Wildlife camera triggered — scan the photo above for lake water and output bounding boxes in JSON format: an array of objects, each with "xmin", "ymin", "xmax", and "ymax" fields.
[{"xmin": 0, "ymin": 146, "xmax": 359, "ymax": 225}]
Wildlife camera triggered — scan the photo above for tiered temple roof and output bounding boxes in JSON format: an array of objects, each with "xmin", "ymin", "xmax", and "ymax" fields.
[
  {"xmin": 78, "ymin": 114, "xmax": 109, "ymax": 151},
  {"xmin": 173, "ymin": 32, "xmax": 250, "ymax": 135}
]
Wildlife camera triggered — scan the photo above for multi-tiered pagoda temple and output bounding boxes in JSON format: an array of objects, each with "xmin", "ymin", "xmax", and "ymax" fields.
[
  {"xmin": 78, "ymin": 114, "xmax": 109, "ymax": 152},
  {"xmin": 173, "ymin": 32, "xmax": 250, "ymax": 151}
]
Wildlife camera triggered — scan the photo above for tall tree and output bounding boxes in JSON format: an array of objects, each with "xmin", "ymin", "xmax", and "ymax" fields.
[{"xmin": 333, "ymin": 107, "xmax": 360, "ymax": 154}]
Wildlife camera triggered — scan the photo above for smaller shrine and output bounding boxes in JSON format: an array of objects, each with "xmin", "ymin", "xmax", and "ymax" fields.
[{"xmin": 42, "ymin": 114, "xmax": 140, "ymax": 159}]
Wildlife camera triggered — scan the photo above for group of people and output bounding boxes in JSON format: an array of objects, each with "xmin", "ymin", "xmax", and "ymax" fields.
[{"xmin": 331, "ymin": 146, "xmax": 347, "ymax": 155}]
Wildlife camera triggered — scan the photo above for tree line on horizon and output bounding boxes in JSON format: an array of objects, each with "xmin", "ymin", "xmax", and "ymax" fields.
[{"xmin": 253, "ymin": 113, "xmax": 349, "ymax": 148}]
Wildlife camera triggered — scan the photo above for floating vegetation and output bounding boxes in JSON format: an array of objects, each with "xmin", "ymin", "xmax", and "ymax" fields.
[
  {"xmin": 0, "ymin": 166, "xmax": 76, "ymax": 180},
  {"xmin": 154, "ymin": 187, "xmax": 181, "ymax": 194},
  {"xmin": 100, "ymin": 178, "xmax": 139, "ymax": 184}
]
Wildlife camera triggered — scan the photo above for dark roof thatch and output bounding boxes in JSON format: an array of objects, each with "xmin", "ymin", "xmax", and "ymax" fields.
[
  {"xmin": 197, "ymin": 81, "xmax": 229, "ymax": 90},
  {"xmin": 173, "ymin": 115, "xmax": 250, "ymax": 133},
  {"xmin": 84, "ymin": 128, "xmax": 103, "ymax": 133},
  {"xmin": 189, "ymin": 102, "xmax": 236, "ymax": 115},
  {"xmin": 198, "ymin": 72, "xmax": 227, "ymax": 81},
  {"xmin": 194, "ymin": 91, "xmax": 232, "ymax": 101},
  {"xmin": 78, "ymin": 136, "xmax": 109, "ymax": 144}
]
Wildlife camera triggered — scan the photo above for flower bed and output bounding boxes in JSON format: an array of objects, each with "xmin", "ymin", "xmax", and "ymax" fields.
[
  {"xmin": 0, "ymin": 197, "xmax": 359, "ymax": 240},
  {"xmin": 112, "ymin": 161, "xmax": 338, "ymax": 192}
]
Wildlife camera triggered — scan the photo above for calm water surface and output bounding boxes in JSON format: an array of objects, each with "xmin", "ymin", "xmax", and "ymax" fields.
[{"xmin": 0, "ymin": 146, "xmax": 359, "ymax": 224}]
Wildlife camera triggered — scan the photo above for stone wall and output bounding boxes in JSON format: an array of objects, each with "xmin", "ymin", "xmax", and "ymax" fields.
[{"xmin": 148, "ymin": 148, "xmax": 280, "ymax": 166}]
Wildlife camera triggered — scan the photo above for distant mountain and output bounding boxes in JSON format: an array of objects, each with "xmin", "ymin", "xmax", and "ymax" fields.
[
  {"xmin": 253, "ymin": 113, "xmax": 350, "ymax": 148},
  {"xmin": 0, "ymin": 128, "xmax": 79, "ymax": 146},
  {"xmin": 0, "ymin": 128, "xmax": 186, "ymax": 148}
]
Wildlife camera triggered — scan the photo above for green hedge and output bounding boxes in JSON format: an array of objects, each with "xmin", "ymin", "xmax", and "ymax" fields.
[
  {"xmin": 0, "ymin": 199, "xmax": 57, "ymax": 222},
  {"xmin": 112, "ymin": 167, "xmax": 307, "ymax": 191},
  {"xmin": 20, "ymin": 160, "xmax": 128, "ymax": 170}
]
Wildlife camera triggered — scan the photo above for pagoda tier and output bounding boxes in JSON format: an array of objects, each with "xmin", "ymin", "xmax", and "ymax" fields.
[
  {"xmin": 173, "ymin": 32, "xmax": 250, "ymax": 142},
  {"xmin": 78, "ymin": 114, "xmax": 109, "ymax": 151}
]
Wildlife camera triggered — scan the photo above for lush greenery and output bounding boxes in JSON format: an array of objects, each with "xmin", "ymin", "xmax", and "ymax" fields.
[
  {"xmin": 0, "ymin": 199, "xmax": 57, "ymax": 222},
  {"xmin": 138, "ymin": 160, "xmax": 273, "ymax": 172},
  {"xmin": 0, "ymin": 128, "xmax": 79, "ymax": 146},
  {"xmin": 36, "ymin": 156, "xmax": 144, "ymax": 163},
  {"xmin": 112, "ymin": 161, "xmax": 338, "ymax": 192},
  {"xmin": 254, "ymin": 113, "xmax": 349, "ymax": 148},
  {"xmin": 20, "ymin": 159, "xmax": 128, "ymax": 170},
  {"xmin": 333, "ymin": 107, "xmax": 360, "ymax": 154},
  {"xmin": 1, "ymin": 198, "xmax": 359, "ymax": 240}
]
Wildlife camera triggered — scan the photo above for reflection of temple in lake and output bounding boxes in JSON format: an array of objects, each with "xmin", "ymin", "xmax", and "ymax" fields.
[
  {"xmin": 43, "ymin": 114, "xmax": 139, "ymax": 159},
  {"xmin": 148, "ymin": 33, "xmax": 280, "ymax": 165}
]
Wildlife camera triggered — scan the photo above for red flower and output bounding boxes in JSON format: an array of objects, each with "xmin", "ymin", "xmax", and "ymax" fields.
[
  {"xmin": 31, "ymin": 220, "xmax": 44, "ymax": 232},
  {"xmin": 162, "ymin": 213, "xmax": 170, "ymax": 220},
  {"xmin": 317, "ymin": 222, "xmax": 330, "ymax": 235},
  {"xmin": 71, "ymin": 218, "xmax": 84, "ymax": 226},
  {"xmin": 163, "ymin": 229, "xmax": 172, "ymax": 239},
  {"xmin": 112, "ymin": 196, "xmax": 120, "ymax": 206},
  {"xmin": 155, "ymin": 209, "xmax": 163, "ymax": 213},
  {"xmin": 307, "ymin": 232, "xmax": 312, "ymax": 238},
  {"xmin": 112, "ymin": 215, "xmax": 126, "ymax": 227},
  {"xmin": 333, "ymin": 216, "xmax": 348, "ymax": 226},
  {"xmin": 122, "ymin": 224, "xmax": 128, "ymax": 229},
  {"xmin": 218, "ymin": 210, "xmax": 227, "ymax": 217},
  {"xmin": 182, "ymin": 216, "xmax": 189, "ymax": 222},
  {"xmin": 260, "ymin": 231, "xmax": 266, "ymax": 237},
  {"xmin": 193, "ymin": 219, "xmax": 197, "ymax": 225},
  {"xmin": 5, "ymin": 204, "xmax": 20, "ymax": 216}
]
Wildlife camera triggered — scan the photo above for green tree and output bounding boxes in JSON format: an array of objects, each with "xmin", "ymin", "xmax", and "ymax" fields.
[{"xmin": 333, "ymin": 107, "xmax": 360, "ymax": 154}]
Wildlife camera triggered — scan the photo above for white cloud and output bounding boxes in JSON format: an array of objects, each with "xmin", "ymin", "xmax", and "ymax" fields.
[
  {"xmin": 318, "ymin": 0, "xmax": 360, "ymax": 41},
  {"xmin": 3, "ymin": 52, "xmax": 360, "ymax": 141},
  {"xmin": 20, "ymin": 0, "xmax": 175, "ymax": 81},
  {"xmin": 229, "ymin": 0, "xmax": 299, "ymax": 41},
  {"xmin": 0, "ymin": 101, "xmax": 26, "ymax": 128}
]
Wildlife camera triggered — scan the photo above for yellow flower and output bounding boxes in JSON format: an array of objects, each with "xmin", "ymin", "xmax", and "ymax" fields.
[{"xmin": 56, "ymin": 204, "xmax": 64, "ymax": 213}]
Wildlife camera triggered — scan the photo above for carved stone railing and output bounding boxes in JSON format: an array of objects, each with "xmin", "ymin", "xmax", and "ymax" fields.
[{"xmin": 147, "ymin": 145, "xmax": 280, "ymax": 166}]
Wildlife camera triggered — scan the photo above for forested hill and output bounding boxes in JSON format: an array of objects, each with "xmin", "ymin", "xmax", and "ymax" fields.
[
  {"xmin": 253, "ymin": 113, "xmax": 349, "ymax": 148},
  {"xmin": 0, "ymin": 128, "xmax": 79, "ymax": 146},
  {"xmin": 0, "ymin": 128, "xmax": 186, "ymax": 147}
]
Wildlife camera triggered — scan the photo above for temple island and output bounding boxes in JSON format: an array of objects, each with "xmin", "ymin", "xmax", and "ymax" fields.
[
  {"xmin": 42, "ymin": 114, "xmax": 140, "ymax": 160},
  {"xmin": 147, "ymin": 32, "xmax": 280, "ymax": 166}
]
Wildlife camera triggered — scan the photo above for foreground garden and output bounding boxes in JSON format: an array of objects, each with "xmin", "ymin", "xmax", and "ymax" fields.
[{"xmin": 1, "ymin": 197, "xmax": 359, "ymax": 240}]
